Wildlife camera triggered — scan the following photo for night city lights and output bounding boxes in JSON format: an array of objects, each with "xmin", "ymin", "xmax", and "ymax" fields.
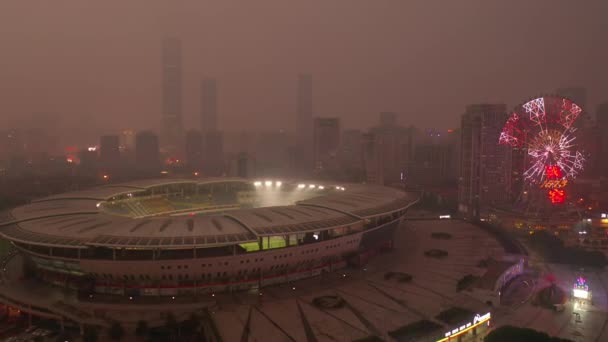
[
  {"xmin": 1, "ymin": 2, "xmax": 607, "ymax": 341},
  {"xmin": 499, "ymin": 96, "xmax": 587, "ymax": 205}
]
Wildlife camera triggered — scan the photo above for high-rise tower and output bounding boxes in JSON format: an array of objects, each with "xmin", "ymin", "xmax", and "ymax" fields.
[
  {"xmin": 296, "ymin": 74, "xmax": 313, "ymax": 173},
  {"xmin": 458, "ymin": 104, "xmax": 509, "ymax": 220},
  {"xmin": 201, "ymin": 78, "xmax": 218, "ymax": 134},
  {"xmin": 200, "ymin": 78, "xmax": 223, "ymax": 176},
  {"xmin": 161, "ymin": 38, "xmax": 183, "ymax": 155}
]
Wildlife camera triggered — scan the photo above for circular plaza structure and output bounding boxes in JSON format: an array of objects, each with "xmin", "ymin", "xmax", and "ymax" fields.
[{"xmin": 0, "ymin": 178, "xmax": 418, "ymax": 299}]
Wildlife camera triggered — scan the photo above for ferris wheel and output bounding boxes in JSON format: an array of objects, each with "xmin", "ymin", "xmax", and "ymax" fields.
[{"xmin": 499, "ymin": 95, "xmax": 586, "ymax": 204}]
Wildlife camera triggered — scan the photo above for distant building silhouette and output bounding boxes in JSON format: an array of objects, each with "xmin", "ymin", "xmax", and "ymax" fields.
[
  {"xmin": 201, "ymin": 78, "xmax": 218, "ymax": 134},
  {"xmin": 362, "ymin": 133, "xmax": 384, "ymax": 185},
  {"xmin": 230, "ymin": 152, "xmax": 255, "ymax": 178},
  {"xmin": 313, "ymin": 117, "xmax": 340, "ymax": 173},
  {"xmin": 99, "ymin": 135, "xmax": 120, "ymax": 171},
  {"xmin": 296, "ymin": 74, "xmax": 313, "ymax": 173},
  {"xmin": 135, "ymin": 131, "xmax": 160, "ymax": 175},
  {"xmin": 369, "ymin": 112, "xmax": 414, "ymax": 185},
  {"xmin": 204, "ymin": 131, "xmax": 224, "ymax": 177},
  {"xmin": 199, "ymin": 78, "xmax": 223, "ymax": 176},
  {"xmin": 409, "ymin": 129, "xmax": 459, "ymax": 186},
  {"xmin": 185, "ymin": 130, "xmax": 203, "ymax": 171},
  {"xmin": 78, "ymin": 148, "xmax": 98, "ymax": 177},
  {"xmin": 161, "ymin": 38, "xmax": 183, "ymax": 156},
  {"xmin": 337, "ymin": 129, "xmax": 365, "ymax": 182},
  {"xmin": 458, "ymin": 104, "xmax": 509, "ymax": 220}
]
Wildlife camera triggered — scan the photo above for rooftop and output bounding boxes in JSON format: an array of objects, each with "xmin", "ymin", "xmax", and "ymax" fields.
[{"xmin": 0, "ymin": 179, "xmax": 417, "ymax": 249}]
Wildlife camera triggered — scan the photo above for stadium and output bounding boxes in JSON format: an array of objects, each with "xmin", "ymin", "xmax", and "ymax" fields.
[{"xmin": 0, "ymin": 178, "xmax": 418, "ymax": 298}]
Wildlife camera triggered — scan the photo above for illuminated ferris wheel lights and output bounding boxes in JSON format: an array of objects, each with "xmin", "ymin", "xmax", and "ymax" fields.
[{"xmin": 500, "ymin": 95, "xmax": 586, "ymax": 205}]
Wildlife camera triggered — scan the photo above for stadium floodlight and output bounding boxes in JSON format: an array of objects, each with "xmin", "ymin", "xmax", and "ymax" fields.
[
  {"xmin": 335, "ymin": 186, "xmax": 341, "ymax": 190},
  {"xmin": 254, "ymin": 181, "xmax": 262, "ymax": 187},
  {"xmin": 318, "ymin": 186, "xmax": 325, "ymax": 190},
  {"xmin": 265, "ymin": 181, "xmax": 272, "ymax": 187},
  {"xmin": 309, "ymin": 184, "xmax": 316, "ymax": 189},
  {"xmin": 298, "ymin": 184, "xmax": 306, "ymax": 189},
  {"xmin": 573, "ymin": 288, "xmax": 589, "ymax": 299},
  {"xmin": 276, "ymin": 181, "xmax": 282, "ymax": 187}
]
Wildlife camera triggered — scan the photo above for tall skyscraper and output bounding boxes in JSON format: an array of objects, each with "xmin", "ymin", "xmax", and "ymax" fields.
[
  {"xmin": 200, "ymin": 78, "xmax": 223, "ymax": 176},
  {"xmin": 296, "ymin": 74, "xmax": 313, "ymax": 173},
  {"xmin": 313, "ymin": 117, "xmax": 340, "ymax": 172},
  {"xmin": 161, "ymin": 38, "xmax": 183, "ymax": 155},
  {"xmin": 201, "ymin": 78, "xmax": 218, "ymax": 134},
  {"xmin": 458, "ymin": 104, "xmax": 509, "ymax": 219},
  {"xmin": 135, "ymin": 131, "xmax": 160, "ymax": 175}
]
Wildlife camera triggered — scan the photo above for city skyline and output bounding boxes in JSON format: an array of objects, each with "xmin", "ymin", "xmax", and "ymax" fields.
[{"xmin": 1, "ymin": 1, "xmax": 607, "ymax": 136}]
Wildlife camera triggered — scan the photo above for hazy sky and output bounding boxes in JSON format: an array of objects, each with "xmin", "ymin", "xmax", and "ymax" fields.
[{"xmin": 1, "ymin": 0, "xmax": 607, "ymax": 137}]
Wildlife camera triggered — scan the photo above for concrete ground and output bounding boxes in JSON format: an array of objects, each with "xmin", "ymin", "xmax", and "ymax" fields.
[
  {"xmin": 4, "ymin": 218, "xmax": 607, "ymax": 341},
  {"xmin": 210, "ymin": 219, "xmax": 506, "ymax": 341}
]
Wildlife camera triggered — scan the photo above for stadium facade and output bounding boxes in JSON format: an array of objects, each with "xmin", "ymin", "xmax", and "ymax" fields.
[{"xmin": 0, "ymin": 178, "xmax": 418, "ymax": 297}]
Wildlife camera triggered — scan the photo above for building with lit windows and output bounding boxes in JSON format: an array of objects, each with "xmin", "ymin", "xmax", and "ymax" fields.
[{"xmin": 458, "ymin": 104, "xmax": 509, "ymax": 219}]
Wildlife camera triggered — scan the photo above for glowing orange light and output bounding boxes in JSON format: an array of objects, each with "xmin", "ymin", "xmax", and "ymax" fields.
[
  {"xmin": 540, "ymin": 179, "xmax": 568, "ymax": 189},
  {"xmin": 103, "ymin": 175, "xmax": 109, "ymax": 180}
]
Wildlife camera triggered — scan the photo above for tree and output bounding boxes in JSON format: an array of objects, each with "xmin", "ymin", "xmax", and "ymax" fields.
[
  {"xmin": 83, "ymin": 325, "xmax": 99, "ymax": 342},
  {"xmin": 485, "ymin": 325, "xmax": 570, "ymax": 342},
  {"xmin": 182, "ymin": 312, "xmax": 201, "ymax": 335},
  {"xmin": 108, "ymin": 321, "xmax": 125, "ymax": 341},
  {"xmin": 55, "ymin": 332, "xmax": 72, "ymax": 342},
  {"xmin": 165, "ymin": 312, "xmax": 179, "ymax": 338},
  {"xmin": 135, "ymin": 320, "xmax": 149, "ymax": 339}
]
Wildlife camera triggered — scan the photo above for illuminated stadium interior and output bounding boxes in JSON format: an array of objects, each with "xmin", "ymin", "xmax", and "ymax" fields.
[{"xmin": 0, "ymin": 178, "xmax": 418, "ymax": 296}]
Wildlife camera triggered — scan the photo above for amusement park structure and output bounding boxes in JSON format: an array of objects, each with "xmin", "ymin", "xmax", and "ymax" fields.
[{"xmin": 499, "ymin": 95, "xmax": 586, "ymax": 207}]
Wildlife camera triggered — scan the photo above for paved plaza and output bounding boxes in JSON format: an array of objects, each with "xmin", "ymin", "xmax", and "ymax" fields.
[
  {"xmin": 3, "ymin": 219, "xmax": 608, "ymax": 341},
  {"xmin": 209, "ymin": 219, "xmax": 507, "ymax": 341}
]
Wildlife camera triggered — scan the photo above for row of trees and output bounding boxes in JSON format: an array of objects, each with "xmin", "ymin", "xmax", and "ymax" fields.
[
  {"xmin": 529, "ymin": 230, "xmax": 606, "ymax": 267},
  {"xmin": 485, "ymin": 325, "xmax": 571, "ymax": 341},
  {"xmin": 73, "ymin": 312, "xmax": 205, "ymax": 342}
]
